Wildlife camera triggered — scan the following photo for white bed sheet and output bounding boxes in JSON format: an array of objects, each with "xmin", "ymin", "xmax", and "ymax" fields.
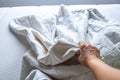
[{"xmin": 0, "ymin": 4, "xmax": 120, "ymax": 80}]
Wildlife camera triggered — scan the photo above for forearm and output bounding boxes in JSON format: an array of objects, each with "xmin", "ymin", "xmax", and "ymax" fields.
[
  {"xmin": 87, "ymin": 58, "xmax": 120, "ymax": 80},
  {"xmin": 78, "ymin": 41, "xmax": 120, "ymax": 80}
]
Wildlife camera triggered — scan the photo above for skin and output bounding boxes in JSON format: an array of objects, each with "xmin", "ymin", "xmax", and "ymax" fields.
[{"xmin": 78, "ymin": 41, "xmax": 120, "ymax": 80}]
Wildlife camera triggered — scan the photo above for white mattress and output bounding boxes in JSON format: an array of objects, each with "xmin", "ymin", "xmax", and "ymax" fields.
[{"xmin": 0, "ymin": 4, "xmax": 120, "ymax": 80}]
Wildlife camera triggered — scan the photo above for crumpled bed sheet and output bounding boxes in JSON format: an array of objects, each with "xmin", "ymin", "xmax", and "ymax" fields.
[{"xmin": 9, "ymin": 5, "xmax": 120, "ymax": 80}]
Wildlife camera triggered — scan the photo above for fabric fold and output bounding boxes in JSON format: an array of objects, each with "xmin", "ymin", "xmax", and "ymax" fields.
[{"xmin": 9, "ymin": 5, "xmax": 120, "ymax": 80}]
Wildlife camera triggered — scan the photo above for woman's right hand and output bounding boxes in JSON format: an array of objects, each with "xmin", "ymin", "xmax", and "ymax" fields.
[{"xmin": 78, "ymin": 41, "xmax": 100, "ymax": 67}]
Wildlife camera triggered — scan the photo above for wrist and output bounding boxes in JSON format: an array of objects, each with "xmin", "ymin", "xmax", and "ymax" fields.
[{"xmin": 86, "ymin": 57, "xmax": 100, "ymax": 67}]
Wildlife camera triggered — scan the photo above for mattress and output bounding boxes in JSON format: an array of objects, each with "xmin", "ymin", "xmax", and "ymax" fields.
[{"xmin": 0, "ymin": 4, "xmax": 120, "ymax": 80}]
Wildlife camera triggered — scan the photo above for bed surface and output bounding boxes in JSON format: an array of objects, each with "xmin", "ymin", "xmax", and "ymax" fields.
[{"xmin": 0, "ymin": 4, "xmax": 120, "ymax": 80}]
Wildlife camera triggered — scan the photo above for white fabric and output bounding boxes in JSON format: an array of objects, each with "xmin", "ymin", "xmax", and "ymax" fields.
[{"xmin": 9, "ymin": 5, "xmax": 120, "ymax": 80}]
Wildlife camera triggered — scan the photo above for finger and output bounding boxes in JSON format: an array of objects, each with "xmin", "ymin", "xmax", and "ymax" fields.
[
  {"xmin": 79, "ymin": 41, "xmax": 85, "ymax": 50},
  {"xmin": 79, "ymin": 41, "xmax": 85, "ymax": 47},
  {"xmin": 80, "ymin": 45, "xmax": 86, "ymax": 52},
  {"xmin": 91, "ymin": 46, "xmax": 100, "ymax": 58},
  {"xmin": 85, "ymin": 42, "xmax": 90, "ymax": 47},
  {"xmin": 79, "ymin": 41, "xmax": 90, "ymax": 48}
]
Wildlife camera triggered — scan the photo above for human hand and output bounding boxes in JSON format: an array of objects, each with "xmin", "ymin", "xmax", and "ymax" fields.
[{"xmin": 77, "ymin": 41, "xmax": 100, "ymax": 67}]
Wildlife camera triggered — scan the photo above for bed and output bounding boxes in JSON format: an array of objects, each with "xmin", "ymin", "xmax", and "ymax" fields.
[{"xmin": 0, "ymin": 4, "xmax": 120, "ymax": 80}]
